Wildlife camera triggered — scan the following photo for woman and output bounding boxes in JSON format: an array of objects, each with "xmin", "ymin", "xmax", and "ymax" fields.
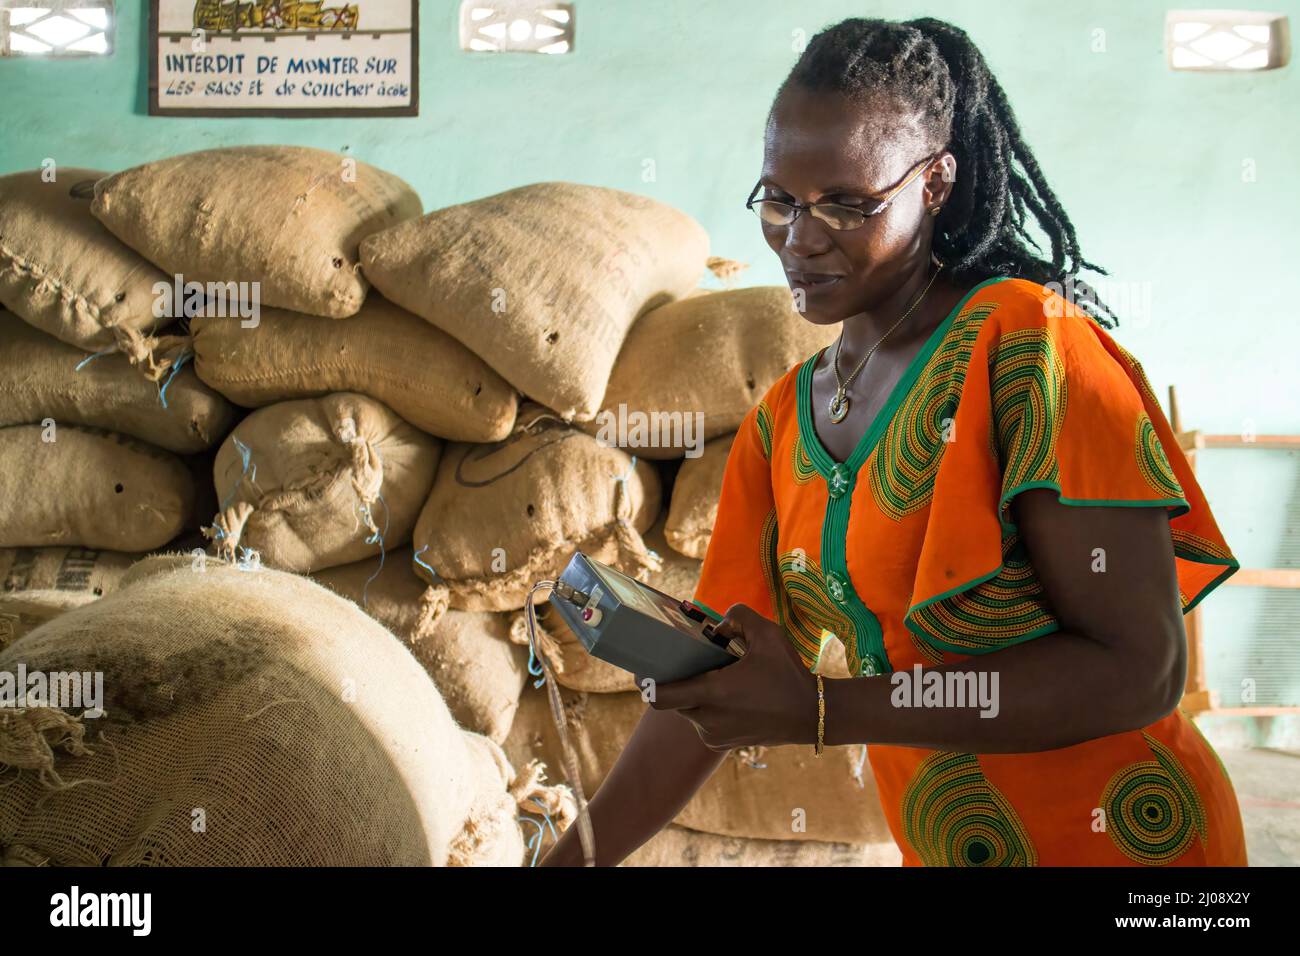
[{"xmin": 542, "ymin": 16, "xmax": 1246, "ymax": 867}]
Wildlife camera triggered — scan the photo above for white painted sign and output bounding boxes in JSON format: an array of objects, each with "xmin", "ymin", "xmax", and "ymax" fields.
[{"xmin": 149, "ymin": 1, "xmax": 418, "ymax": 116}]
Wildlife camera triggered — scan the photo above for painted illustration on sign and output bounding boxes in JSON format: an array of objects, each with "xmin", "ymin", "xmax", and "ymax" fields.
[
  {"xmin": 149, "ymin": 0, "xmax": 418, "ymax": 116},
  {"xmin": 192, "ymin": 2, "xmax": 361, "ymax": 33}
]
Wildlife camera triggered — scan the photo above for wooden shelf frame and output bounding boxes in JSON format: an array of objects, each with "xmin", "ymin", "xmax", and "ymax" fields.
[{"xmin": 1170, "ymin": 387, "xmax": 1300, "ymax": 715}]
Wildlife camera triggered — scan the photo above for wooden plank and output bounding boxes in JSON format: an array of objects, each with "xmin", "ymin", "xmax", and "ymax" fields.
[
  {"xmin": 1224, "ymin": 568, "xmax": 1300, "ymax": 589},
  {"xmin": 1201, "ymin": 434, "xmax": 1300, "ymax": 449}
]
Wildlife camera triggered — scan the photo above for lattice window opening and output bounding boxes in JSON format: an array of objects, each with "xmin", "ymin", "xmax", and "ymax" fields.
[
  {"xmin": 459, "ymin": 1, "xmax": 573, "ymax": 54},
  {"xmin": 0, "ymin": 1, "xmax": 114, "ymax": 56},
  {"xmin": 1166, "ymin": 9, "xmax": 1290, "ymax": 71}
]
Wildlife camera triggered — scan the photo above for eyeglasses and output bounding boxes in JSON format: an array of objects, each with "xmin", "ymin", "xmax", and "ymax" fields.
[{"xmin": 746, "ymin": 154, "xmax": 937, "ymax": 231}]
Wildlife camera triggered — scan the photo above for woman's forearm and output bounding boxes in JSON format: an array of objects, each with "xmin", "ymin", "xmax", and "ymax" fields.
[
  {"xmin": 539, "ymin": 704, "xmax": 728, "ymax": 866},
  {"xmin": 822, "ymin": 626, "xmax": 1185, "ymax": 753}
]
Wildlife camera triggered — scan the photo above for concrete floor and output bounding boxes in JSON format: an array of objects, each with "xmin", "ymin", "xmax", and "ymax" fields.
[{"xmin": 1220, "ymin": 747, "xmax": 1300, "ymax": 866}]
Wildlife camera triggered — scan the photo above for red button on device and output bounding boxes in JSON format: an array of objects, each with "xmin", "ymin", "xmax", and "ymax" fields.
[{"xmin": 680, "ymin": 600, "xmax": 707, "ymax": 623}]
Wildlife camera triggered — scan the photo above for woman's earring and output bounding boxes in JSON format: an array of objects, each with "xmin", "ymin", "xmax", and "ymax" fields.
[{"xmin": 929, "ymin": 206, "xmax": 942, "ymax": 217}]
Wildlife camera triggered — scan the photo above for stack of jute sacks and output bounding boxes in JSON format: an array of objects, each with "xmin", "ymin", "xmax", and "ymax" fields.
[
  {"xmin": 0, "ymin": 145, "xmax": 898, "ymax": 866},
  {"xmin": 0, "ymin": 165, "xmax": 235, "ymax": 646}
]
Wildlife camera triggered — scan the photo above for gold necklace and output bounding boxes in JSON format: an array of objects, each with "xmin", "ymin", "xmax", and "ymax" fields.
[{"xmin": 828, "ymin": 264, "xmax": 943, "ymax": 424}]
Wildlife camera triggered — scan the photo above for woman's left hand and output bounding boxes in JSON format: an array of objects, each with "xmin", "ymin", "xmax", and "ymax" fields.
[{"xmin": 639, "ymin": 603, "xmax": 819, "ymax": 750}]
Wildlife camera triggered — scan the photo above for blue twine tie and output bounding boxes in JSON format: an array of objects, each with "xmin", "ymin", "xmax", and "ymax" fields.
[
  {"xmin": 359, "ymin": 491, "xmax": 391, "ymax": 609},
  {"xmin": 527, "ymin": 640, "xmax": 546, "ymax": 689},
  {"xmin": 209, "ymin": 435, "xmax": 255, "ymax": 547},
  {"xmin": 156, "ymin": 349, "xmax": 193, "ymax": 410},
  {"xmin": 412, "ymin": 543, "xmax": 436, "ymax": 577},
  {"xmin": 73, "ymin": 349, "xmax": 114, "ymax": 372},
  {"xmin": 517, "ymin": 796, "xmax": 561, "ymax": 867}
]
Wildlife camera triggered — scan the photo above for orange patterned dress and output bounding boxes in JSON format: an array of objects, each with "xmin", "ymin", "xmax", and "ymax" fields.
[{"xmin": 690, "ymin": 276, "xmax": 1247, "ymax": 866}]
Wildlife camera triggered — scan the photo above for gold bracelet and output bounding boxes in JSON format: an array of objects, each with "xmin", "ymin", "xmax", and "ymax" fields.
[{"xmin": 815, "ymin": 674, "xmax": 825, "ymax": 757}]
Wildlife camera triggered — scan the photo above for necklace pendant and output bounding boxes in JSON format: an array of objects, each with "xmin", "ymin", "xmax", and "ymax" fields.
[{"xmin": 828, "ymin": 391, "xmax": 850, "ymax": 424}]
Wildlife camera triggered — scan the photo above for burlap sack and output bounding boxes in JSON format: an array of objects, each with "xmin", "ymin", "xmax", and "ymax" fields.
[
  {"xmin": 91, "ymin": 146, "xmax": 422, "ymax": 318},
  {"xmin": 450, "ymin": 733, "xmax": 579, "ymax": 868},
  {"xmin": 191, "ymin": 296, "xmax": 516, "ymax": 442},
  {"xmin": 0, "ymin": 547, "xmax": 140, "ymax": 646},
  {"xmin": 0, "ymin": 169, "xmax": 177, "ymax": 372},
  {"xmin": 622, "ymin": 824, "xmax": 901, "ymax": 867},
  {"xmin": 412, "ymin": 404, "xmax": 662, "ymax": 615},
  {"xmin": 0, "ymin": 546, "xmax": 138, "ymax": 599},
  {"xmin": 313, "ymin": 548, "xmax": 528, "ymax": 743},
  {"xmin": 0, "ymin": 424, "xmax": 192, "ymax": 551},
  {"xmin": 508, "ymin": 515, "xmax": 701, "ymax": 694},
  {"xmin": 581, "ymin": 287, "xmax": 840, "ymax": 457},
  {"xmin": 208, "ymin": 393, "xmax": 440, "ymax": 573},
  {"xmin": 503, "ymin": 685, "xmax": 891, "ymax": 844},
  {"xmin": 0, "ymin": 311, "xmax": 235, "ymax": 453},
  {"xmin": 665, "ymin": 431, "xmax": 734, "ymax": 559},
  {"xmin": 0, "ymin": 556, "xmax": 555, "ymax": 866},
  {"xmin": 360, "ymin": 182, "xmax": 710, "ymax": 421},
  {"xmin": 1, "ymin": 544, "xmax": 140, "ymax": 650}
]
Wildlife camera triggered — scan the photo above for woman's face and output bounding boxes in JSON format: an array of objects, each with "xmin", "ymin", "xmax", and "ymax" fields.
[{"xmin": 759, "ymin": 86, "xmax": 952, "ymax": 324}]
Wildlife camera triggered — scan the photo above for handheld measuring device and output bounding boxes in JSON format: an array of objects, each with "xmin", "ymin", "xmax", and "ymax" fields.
[{"xmin": 546, "ymin": 552, "xmax": 745, "ymax": 683}]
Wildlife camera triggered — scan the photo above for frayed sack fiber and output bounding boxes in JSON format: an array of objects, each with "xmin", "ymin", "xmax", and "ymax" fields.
[
  {"xmin": 503, "ymin": 685, "xmax": 891, "ymax": 844},
  {"xmin": 191, "ymin": 296, "xmax": 516, "ymax": 442},
  {"xmin": 0, "ymin": 311, "xmax": 235, "ymax": 453},
  {"xmin": 313, "ymin": 548, "xmax": 528, "ymax": 744},
  {"xmin": 91, "ymin": 146, "xmax": 422, "ymax": 319},
  {"xmin": 208, "ymin": 393, "xmax": 440, "ymax": 573},
  {"xmin": 0, "ymin": 424, "xmax": 192, "ymax": 551},
  {"xmin": 448, "ymin": 732, "xmax": 574, "ymax": 867},
  {"xmin": 509, "ymin": 515, "xmax": 699, "ymax": 694},
  {"xmin": 360, "ymin": 182, "xmax": 709, "ymax": 422},
  {"xmin": 581, "ymin": 287, "xmax": 839, "ymax": 457},
  {"xmin": 0, "ymin": 170, "xmax": 176, "ymax": 371},
  {"xmin": 0, "ymin": 556, "xmax": 551, "ymax": 866},
  {"xmin": 665, "ymin": 432, "xmax": 734, "ymax": 559},
  {"xmin": 623, "ymin": 824, "xmax": 901, "ymax": 867},
  {"xmin": 411, "ymin": 404, "xmax": 662, "ymax": 615}
]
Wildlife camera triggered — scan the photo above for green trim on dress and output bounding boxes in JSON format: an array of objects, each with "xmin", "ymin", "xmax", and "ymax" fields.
[
  {"xmin": 691, "ymin": 598, "xmax": 725, "ymax": 623},
  {"xmin": 795, "ymin": 276, "xmax": 1009, "ymax": 675},
  {"xmin": 905, "ymin": 487, "xmax": 1241, "ymax": 650}
]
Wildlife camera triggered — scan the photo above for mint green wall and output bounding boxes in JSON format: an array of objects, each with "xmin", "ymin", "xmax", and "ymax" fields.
[
  {"xmin": 3, "ymin": 2, "xmax": 1298, "ymax": 740},
  {"xmin": 3, "ymin": 1, "xmax": 1297, "ymax": 431}
]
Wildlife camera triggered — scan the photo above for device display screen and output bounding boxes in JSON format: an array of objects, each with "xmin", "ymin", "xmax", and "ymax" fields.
[{"xmin": 596, "ymin": 563, "xmax": 699, "ymax": 634}]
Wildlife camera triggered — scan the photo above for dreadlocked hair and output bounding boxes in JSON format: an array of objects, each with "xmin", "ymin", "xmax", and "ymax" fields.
[{"xmin": 778, "ymin": 17, "xmax": 1117, "ymax": 328}]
